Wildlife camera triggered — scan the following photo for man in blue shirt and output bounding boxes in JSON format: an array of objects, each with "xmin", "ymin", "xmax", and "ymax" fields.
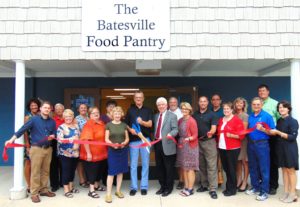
[
  {"xmin": 5, "ymin": 101, "xmax": 56, "ymax": 203},
  {"xmin": 246, "ymin": 97, "xmax": 276, "ymax": 201}
]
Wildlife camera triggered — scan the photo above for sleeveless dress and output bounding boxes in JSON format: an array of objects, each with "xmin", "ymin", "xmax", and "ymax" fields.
[{"xmin": 176, "ymin": 119, "xmax": 199, "ymax": 170}]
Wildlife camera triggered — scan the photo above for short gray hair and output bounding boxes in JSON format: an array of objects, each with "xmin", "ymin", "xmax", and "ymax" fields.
[
  {"xmin": 156, "ymin": 97, "xmax": 167, "ymax": 105},
  {"xmin": 55, "ymin": 103, "xmax": 65, "ymax": 110},
  {"xmin": 251, "ymin": 97, "xmax": 263, "ymax": 104}
]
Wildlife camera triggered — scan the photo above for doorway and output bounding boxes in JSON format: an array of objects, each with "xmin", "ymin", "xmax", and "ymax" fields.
[{"xmin": 64, "ymin": 86, "xmax": 198, "ymax": 166}]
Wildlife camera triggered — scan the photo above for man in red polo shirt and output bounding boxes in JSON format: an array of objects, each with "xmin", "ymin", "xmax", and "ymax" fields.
[{"xmin": 50, "ymin": 103, "xmax": 65, "ymax": 192}]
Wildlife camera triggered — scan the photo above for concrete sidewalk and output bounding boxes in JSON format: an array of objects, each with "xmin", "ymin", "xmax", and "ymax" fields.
[{"xmin": 0, "ymin": 166, "xmax": 298, "ymax": 207}]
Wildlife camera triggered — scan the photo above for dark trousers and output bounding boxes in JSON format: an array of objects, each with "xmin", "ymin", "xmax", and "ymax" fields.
[
  {"xmin": 155, "ymin": 142, "xmax": 176, "ymax": 192},
  {"xmin": 60, "ymin": 156, "xmax": 78, "ymax": 185},
  {"xmin": 219, "ymin": 148, "xmax": 240, "ymax": 194},
  {"xmin": 83, "ymin": 160, "xmax": 106, "ymax": 185},
  {"xmin": 248, "ymin": 141, "xmax": 270, "ymax": 193},
  {"xmin": 101, "ymin": 160, "xmax": 108, "ymax": 185},
  {"xmin": 269, "ymin": 138, "xmax": 279, "ymax": 190},
  {"xmin": 50, "ymin": 140, "xmax": 62, "ymax": 188}
]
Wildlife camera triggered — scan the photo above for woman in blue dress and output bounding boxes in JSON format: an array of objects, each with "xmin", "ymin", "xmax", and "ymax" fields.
[{"xmin": 273, "ymin": 101, "xmax": 298, "ymax": 203}]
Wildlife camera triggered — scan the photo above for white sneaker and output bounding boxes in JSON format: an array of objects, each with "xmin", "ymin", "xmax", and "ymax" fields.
[
  {"xmin": 246, "ymin": 188, "xmax": 260, "ymax": 195},
  {"xmin": 256, "ymin": 192, "xmax": 268, "ymax": 201}
]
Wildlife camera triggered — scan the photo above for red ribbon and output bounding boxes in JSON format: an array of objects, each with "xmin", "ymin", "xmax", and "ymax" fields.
[
  {"xmin": 2, "ymin": 143, "xmax": 26, "ymax": 162},
  {"xmin": 2, "ymin": 137, "xmax": 127, "ymax": 162},
  {"xmin": 2, "ymin": 122, "xmax": 272, "ymax": 161},
  {"xmin": 217, "ymin": 122, "xmax": 271, "ymax": 136}
]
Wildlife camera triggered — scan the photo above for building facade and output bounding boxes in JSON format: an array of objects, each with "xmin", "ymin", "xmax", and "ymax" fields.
[{"xmin": 0, "ymin": 0, "xmax": 300, "ymax": 199}]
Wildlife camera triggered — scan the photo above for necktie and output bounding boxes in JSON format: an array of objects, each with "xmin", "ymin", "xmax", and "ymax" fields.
[{"xmin": 155, "ymin": 113, "xmax": 162, "ymax": 139}]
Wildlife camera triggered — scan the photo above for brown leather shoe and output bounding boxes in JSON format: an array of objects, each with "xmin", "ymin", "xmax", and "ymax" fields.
[
  {"xmin": 40, "ymin": 191, "xmax": 56, "ymax": 197},
  {"xmin": 31, "ymin": 195, "xmax": 41, "ymax": 203}
]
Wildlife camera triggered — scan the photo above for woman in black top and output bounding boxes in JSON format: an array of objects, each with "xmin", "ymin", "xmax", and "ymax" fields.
[{"xmin": 273, "ymin": 101, "xmax": 298, "ymax": 203}]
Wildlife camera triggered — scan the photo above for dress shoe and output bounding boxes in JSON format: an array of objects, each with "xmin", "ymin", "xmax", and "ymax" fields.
[
  {"xmin": 238, "ymin": 184, "xmax": 248, "ymax": 192},
  {"xmin": 129, "ymin": 190, "xmax": 137, "ymax": 196},
  {"xmin": 141, "ymin": 189, "xmax": 147, "ymax": 195},
  {"xmin": 176, "ymin": 182, "xmax": 184, "ymax": 190},
  {"xmin": 196, "ymin": 186, "xmax": 208, "ymax": 192},
  {"xmin": 156, "ymin": 188, "xmax": 164, "ymax": 195},
  {"xmin": 162, "ymin": 190, "xmax": 172, "ymax": 197},
  {"xmin": 51, "ymin": 187, "xmax": 59, "ymax": 192},
  {"xmin": 31, "ymin": 195, "xmax": 41, "ymax": 203},
  {"xmin": 269, "ymin": 188, "xmax": 277, "ymax": 195},
  {"xmin": 209, "ymin": 191, "xmax": 218, "ymax": 199},
  {"xmin": 223, "ymin": 190, "xmax": 236, "ymax": 197},
  {"xmin": 40, "ymin": 191, "xmax": 56, "ymax": 197}
]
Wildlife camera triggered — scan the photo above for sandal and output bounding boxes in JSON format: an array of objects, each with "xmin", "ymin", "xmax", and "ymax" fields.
[
  {"xmin": 115, "ymin": 191, "xmax": 124, "ymax": 198},
  {"xmin": 105, "ymin": 194, "xmax": 112, "ymax": 203},
  {"xmin": 88, "ymin": 191, "xmax": 99, "ymax": 198},
  {"xmin": 64, "ymin": 192, "xmax": 73, "ymax": 198},
  {"xmin": 79, "ymin": 182, "xmax": 89, "ymax": 188},
  {"xmin": 180, "ymin": 189, "xmax": 193, "ymax": 197},
  {"xmin": 70, "ymin": 188, "xmax": 80, "ymax": 193},
  {"xmin": 179, "ymin": 189, "xmax": 188, "ymax": 196},
  {"xmin": 95, "ymin": 186, "xmax": 106, "ymax": 191}
]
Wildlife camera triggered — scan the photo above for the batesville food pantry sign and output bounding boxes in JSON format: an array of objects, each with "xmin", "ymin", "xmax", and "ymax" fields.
[{"xmin": 82, "ymin": 0, "xmax": 170, "ymax": 51}]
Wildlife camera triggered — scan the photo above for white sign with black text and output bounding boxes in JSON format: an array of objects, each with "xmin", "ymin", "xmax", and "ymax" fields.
[{"xmin": 82, "ymin": 0, "xmax": 170, "ymax": 51}]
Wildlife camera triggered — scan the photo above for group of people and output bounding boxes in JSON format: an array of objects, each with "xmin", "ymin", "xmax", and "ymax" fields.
[{"xmin": 5, "ymin": 84, "xmax": 299, "ymax": 204}]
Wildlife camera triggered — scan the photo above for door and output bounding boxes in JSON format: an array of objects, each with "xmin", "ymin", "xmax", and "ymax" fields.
[
  {"xmin": 64, "ymin": 88, "xmax": 100, "ymax": 115},
  {"xmin": 168, "ymin": 86, "xmax": 198, "ymax": 110}
]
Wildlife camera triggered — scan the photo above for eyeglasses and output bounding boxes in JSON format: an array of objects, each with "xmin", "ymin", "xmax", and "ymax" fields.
[{"xmin": 181, "ymin": 108, "xmax": 189, "ymax": 111}]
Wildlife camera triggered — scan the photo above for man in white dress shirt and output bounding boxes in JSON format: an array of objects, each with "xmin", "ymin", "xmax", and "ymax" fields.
[{"xmin": 168, "ymin": 97, "xmax": 183, "ymax": 120}]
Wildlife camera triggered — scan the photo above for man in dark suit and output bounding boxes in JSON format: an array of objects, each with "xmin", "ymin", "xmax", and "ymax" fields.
[{"xmin": 154, "ymin": 97, "xmax": 178, "ymax": 197}]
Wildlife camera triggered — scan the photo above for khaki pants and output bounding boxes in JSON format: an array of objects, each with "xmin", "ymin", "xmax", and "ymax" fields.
[
  {"xmin": 29, "ymin": 146, "xmax": 52, "ymax": 195},
  {"xmin": 198, "ymin": 139, "xmax": 218, "ymax": 191}
]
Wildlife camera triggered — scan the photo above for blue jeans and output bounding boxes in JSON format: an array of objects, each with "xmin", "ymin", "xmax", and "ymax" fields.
[
  {"xmin": 247, "ymin": 140, "xmax": 270, "ymax": 193},
  {"xmin": 129, "ymin": 139, "xmax": 150, "ymax": 190}
]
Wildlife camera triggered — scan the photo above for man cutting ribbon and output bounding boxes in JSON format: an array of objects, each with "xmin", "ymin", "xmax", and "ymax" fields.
[
  {"xmin": 4, "ymin": 101, "xmax": 56, "ymax": 203},
  {"xmin": 125, "ymin": 90, "xmax": 153, "ymax": 196}
]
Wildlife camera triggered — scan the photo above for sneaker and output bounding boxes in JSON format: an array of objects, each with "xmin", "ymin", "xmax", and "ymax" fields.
[
  {"xmin": 256, "ymin": 192, "xmax": 268, "ymax": 201},
  {"xmin": 246, "ymin": 188, "xmax": 260, "ymax": 195}
]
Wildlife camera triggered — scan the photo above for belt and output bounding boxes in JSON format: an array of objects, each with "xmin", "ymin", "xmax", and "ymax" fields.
[
  {"xmin": 248, "ymin": 139, "xmax": 268, "ymax": 144},
  {"xmin": 199, "ymin": 137, "xmax": 215, "ymax": 142},
  {"xmin": 31, "ymin": 144, "xmax": 51, "ymax": 149}
]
